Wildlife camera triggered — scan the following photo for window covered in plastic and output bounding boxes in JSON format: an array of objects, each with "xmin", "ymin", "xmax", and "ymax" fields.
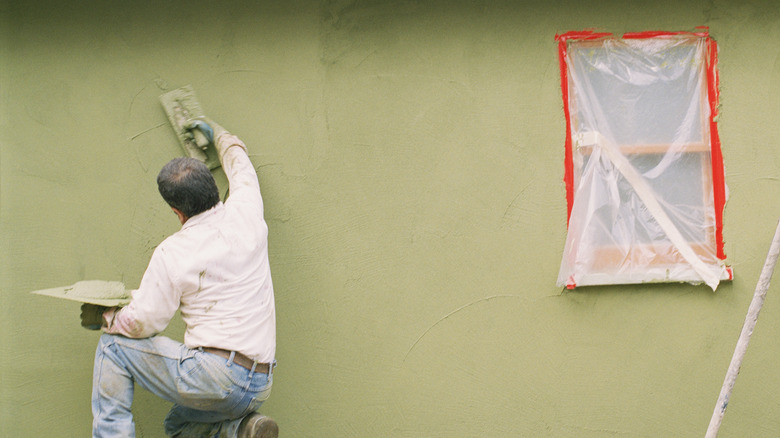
[{"xmin": 555, "ymin": 29, "xmax": 731, "ymax": 290}]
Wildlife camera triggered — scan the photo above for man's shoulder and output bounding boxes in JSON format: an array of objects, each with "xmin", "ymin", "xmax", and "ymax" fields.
[{"xmin": 153, "ymin": 227, "xmax": 193, "ymax": 255}]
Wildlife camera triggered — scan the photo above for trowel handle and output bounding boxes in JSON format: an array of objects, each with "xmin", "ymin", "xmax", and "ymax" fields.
[{"xmin": 192, "ymin": 128, "xmax": 210, "ymax": 149}]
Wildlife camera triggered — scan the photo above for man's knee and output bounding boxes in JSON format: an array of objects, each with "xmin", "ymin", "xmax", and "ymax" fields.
[
  {"xmin": 97, "ymin": 332, "xmax": 115, "ymax": 345},
  {"xmin": 95, "ymin": 333, "xmax": 118, "ymax": 355}
]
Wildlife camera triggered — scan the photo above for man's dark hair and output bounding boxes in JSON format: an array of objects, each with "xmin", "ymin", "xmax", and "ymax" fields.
[{"xmin": 157, "ymin": 157, "xmax": 220, "ymax": 218}]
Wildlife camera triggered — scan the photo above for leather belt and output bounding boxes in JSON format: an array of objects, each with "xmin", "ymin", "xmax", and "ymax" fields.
[{"xmin": 201, "ymin": 347, "xmax": 271, "ymax": 373}]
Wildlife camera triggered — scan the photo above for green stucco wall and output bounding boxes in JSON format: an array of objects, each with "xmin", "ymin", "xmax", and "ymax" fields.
[{"xmin": 3, "ymin": 0, "xmax": 780, "ymax": 436}]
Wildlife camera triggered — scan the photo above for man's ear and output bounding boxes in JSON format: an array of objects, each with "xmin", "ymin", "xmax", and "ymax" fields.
[{"xmin": 171, "ymin": 207, "xmax": 189, "ymax": 225}]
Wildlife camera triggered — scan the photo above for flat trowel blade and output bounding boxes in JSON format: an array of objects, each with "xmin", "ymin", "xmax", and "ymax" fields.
[{"xmin": 159, "ymin": 85, "xmax": 220, "ymax": 170}]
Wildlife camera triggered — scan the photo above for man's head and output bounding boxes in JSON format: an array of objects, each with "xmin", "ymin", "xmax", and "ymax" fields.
[{"xmin": 157, "ymin": 157, "xmax": 220, "ymax": 223}]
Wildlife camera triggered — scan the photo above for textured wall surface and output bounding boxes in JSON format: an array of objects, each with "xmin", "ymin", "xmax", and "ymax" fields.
[{"xmin": 3, "ymin": 0, "xmax": 780, "ymax": 436}]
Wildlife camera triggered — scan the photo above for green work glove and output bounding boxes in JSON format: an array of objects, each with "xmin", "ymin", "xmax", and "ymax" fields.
[
  {"xmin": 80, "ymin": 303, "xmax": 108, "ymax": 330},
  {"xmin": 186, "ymin": 117, "xmax": 229, "ymax": 144},
  {"xmin": 184, "ymin": 119, "xmax": 215, "ymax": 145}
]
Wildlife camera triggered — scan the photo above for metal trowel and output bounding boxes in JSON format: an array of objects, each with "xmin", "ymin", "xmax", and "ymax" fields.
[{"xmin": 159, "ymin": 85, "xmax": 220, "ymax": 170}]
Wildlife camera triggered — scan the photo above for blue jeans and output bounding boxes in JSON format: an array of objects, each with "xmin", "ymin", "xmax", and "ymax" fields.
[{"xmin": 92, "ymin": 334, "xmax": 273, "ymax": 438}]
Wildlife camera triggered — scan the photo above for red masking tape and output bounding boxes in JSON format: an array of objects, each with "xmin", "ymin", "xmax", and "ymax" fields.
[
  {"xmin": 706, "ymin": 35, "xmax": 727, "ymax": 261},
  {"xmin": 554, "ymin": 30, "xmax": 612, "ymax": 223}
]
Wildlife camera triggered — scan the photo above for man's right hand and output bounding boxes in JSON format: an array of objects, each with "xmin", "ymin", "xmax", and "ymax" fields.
[
  {"xmin": 184, "ymin": 119, "xmax": 215, "ymax": 145},
  {"xmin": 80, "ymin": 303, "xmax": 108, "ymax": 330},
  {"xmin": 185, "ymin": 117, "xmax": 228, "ymax": 145}
]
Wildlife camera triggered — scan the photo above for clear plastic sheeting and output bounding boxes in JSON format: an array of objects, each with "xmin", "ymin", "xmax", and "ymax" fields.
[{"xmin": 555, "ymin": 29, "xmax": 731, "ymax": 290}]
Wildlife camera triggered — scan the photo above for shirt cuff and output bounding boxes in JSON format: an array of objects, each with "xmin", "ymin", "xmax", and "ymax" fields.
[
  {"xmin": 102, "ymin": 307, "xmax": 118, "ymax": 331},
  {"xmin": 216, "ymin": 133, "xmax": 248, "ymax": 156}
]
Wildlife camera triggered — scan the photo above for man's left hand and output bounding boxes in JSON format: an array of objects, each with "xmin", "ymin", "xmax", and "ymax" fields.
[{"xmin": 80, "ymin": 303, "xmax": 108, "ymax": 330}]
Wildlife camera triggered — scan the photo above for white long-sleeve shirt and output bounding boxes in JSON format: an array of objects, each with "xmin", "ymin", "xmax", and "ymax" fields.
[{"xmin": 103, "ymin": 133, "xmax": 276, "ymax": 363}]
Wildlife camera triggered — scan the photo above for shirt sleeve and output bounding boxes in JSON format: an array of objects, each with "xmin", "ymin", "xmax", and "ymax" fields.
[
  {"xmin": 215, "ymin": 133, "xmax": 264, "ymax": 213},
  {"xmin": 103, "ymin": 245, "xmax": 182, "ymax": 338}
]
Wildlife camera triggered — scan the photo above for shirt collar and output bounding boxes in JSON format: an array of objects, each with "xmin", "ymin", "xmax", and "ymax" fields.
[{"xmin": 181, "ymin": 201, "xmax": 224, "ymax": 229}]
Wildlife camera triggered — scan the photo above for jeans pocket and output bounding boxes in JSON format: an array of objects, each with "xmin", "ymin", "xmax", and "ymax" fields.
[
  {"xmin": 236, "ymin": 374, "xmax": 274, "ymax": 416},
  {"xmin": 175, "ymin": 355, "xmax": 235, "ymax": 410}
]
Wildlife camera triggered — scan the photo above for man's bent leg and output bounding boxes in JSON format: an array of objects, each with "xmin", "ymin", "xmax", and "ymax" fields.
[
  {"xmin": 163, "ymin": 354, "xmax": 273, "ymax": 437},
  {"xmin": 93, "ymin": 333, "xmax": 273, "ymax": 438},
  {"xmin": 92, "ymin": 334, "xmax": 143, "ymax": 437},
  {"xmin": 92, "ymin": 334, "xmax": 196, "ymax": 437}
]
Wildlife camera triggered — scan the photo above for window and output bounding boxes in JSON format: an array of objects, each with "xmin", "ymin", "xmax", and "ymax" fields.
[{"xmin": 555, "ymin": 29, "xmax": 731, "ymax": 290}]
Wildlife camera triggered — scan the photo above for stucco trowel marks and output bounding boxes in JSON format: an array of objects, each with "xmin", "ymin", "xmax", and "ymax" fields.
[
  {"xmin": 124, "ymin": 81, "xmax": 182, "ymax": 174},
  {"xmin": 402, "ymin": 294, "xmax": 526, "ymax": 364}
]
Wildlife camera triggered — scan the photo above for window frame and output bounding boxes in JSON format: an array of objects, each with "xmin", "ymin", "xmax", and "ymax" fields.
[{"xmin": 555, "ymin": 29, "xmax": 732, "ymax": 290}]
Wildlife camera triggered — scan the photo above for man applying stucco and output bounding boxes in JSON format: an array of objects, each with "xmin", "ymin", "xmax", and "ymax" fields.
[{"xmin": 80, "ymin": 117, "xmax": 278, "ymax": 438}]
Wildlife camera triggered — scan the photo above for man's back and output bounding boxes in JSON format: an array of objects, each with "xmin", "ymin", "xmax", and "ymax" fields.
[
  {"xmin": 105, "ymin": 133, "xmax": 276, "ymax": 363},
  {"xmin": 163, "ymin": 163, "xmax": 276, "ymax": 362}
]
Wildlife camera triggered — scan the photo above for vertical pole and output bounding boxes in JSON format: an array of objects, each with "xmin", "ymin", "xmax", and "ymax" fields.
[{"xmin": 705, "ymin": 220, "xmax": 780, "ymax": 437}]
